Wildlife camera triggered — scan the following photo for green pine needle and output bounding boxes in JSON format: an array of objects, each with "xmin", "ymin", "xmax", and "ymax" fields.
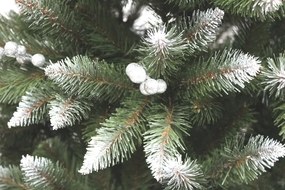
[
  {"xmin": 213, "ymin": 0, "xmax": 285, "ymax": 20},
  {"xmin": 8, "ymin": 87, "xmax": 54, "ymax": 128},
  {"xmin": 181, "ymin": 49, "xmax": 261, "ymax": 96},
  {"xmin": 17, "ymin": 0, "xmax": 85, "ymax": 49},
  {"xmin": 0, "ymin": 68, "xmax": 44, "ymax": 104},
  {"xmin": 138, "ymin": 25, "xmax": 187, "ymax": 79},
  {"xmin": 79, "ymin": 95, "xmax": 150, "ymax": 174},
  {"xmin": 0, "ymin": 165, "xmax": 29, "ymax": 190},
  {"xmin": 45, "ymin": 55, "xmax": 134, "ymax": 102},
  {"xmin": 188, "ymin": 97, "xmax": 223, "ymax": 126},
  {"xmin": 178, "ymin": 8, "xmax": 224, "ymax": 54},
  {"xmin": 273, "ymin": 102, "xmax": 285, "ymax": 139},
  {"xmin": 207, "ymin": 135, "xmax": 285, "ymax": 186},
  {"xmin": 143, "ymin": 103, "xmax": 201, "ymax": 189}
]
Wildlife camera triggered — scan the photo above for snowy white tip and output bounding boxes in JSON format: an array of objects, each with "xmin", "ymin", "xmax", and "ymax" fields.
[
  {"xmin": 146, "ymin": 26, "xmax": 170, "ymax": 55},
  {"xmin": 253, "ymin": 0, "xmax": 283, "ymax": 13},
  {"xmin": 7, "ymin": 100, "xmax": 32, "ymax": 128}
]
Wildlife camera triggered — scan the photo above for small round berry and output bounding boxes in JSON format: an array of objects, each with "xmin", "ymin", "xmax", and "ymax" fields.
[
  {"xmin": 31, "ymin": 53, "xmax": 46, "ymax": 67},
  {"xmin": 4, "ymin": 41, "xmax": 18, "ymax": 57},
  {"xmin": 126, "ymin": 63, "xmax": 147, "ymax": 84},
  {"xmin": 17, "ymin": 45, "xmax": 27, "ymax": 55},
  {"xmin": 139, "ymin": 82, "xmax": 151, "ymax": 96},
  {"xmin": 144, "ymin": 78, "xmax": 158, "ymax": 95},
  {"xmin": 156, "ymin": 79, "xmax": 167, "ymax": 93}
]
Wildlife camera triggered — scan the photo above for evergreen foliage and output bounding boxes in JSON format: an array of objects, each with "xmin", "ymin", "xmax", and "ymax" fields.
[
  {"xmin": 44, "ymin": 55, "xmax": 133, "ymax": 102},
  {"xmin": 180, "ymin": 8, "xmax": 224, "ymax": 55},
  {"xmin": 8, "ymin": 86, "xmax": 54, "ymax": 128},
  {"xmin": 188, "ymin": 97, "xmax": 222, "ymax": 126},
  {"xmin": 0, "ymin": 66, "xmax": 45, "ymax": 104},
  {"xmin": 181, "ymin": 49, "xmax": 261, "ymax": 97},
  {"xmin": 80, "ymin": 95, "xmax": 150, "ymax": 174},
  {"xmin": 213, "ymin": 0, "xmax": 285, "ymax": 20},
  {"xmin": 1, "ymin": 0, "xmax": 285, "ymax": 189},
  {"xmin": 20, "ymin": 155, "xmax": 70, "ymax": 190},
  {"xmin": 48, "ymin": 96, "xmax": 91, "ymax": 130},
  {"xmin": 0, "ymin": 165, "xmax": 29, "ymax": 190},
  {"xmin": 205, "ymin": 135, "xmax": 285, "ymax": 187},
  {"xmin": 262, "ymin": 54, "xmax": 285, "ymax": 99},
  {"xmin": 138, "ymin": 25, "xmax": 187, "ymax": 79}
]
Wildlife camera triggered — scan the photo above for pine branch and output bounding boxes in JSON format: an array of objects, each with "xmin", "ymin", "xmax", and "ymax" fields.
[
  {"xmin": 188, "ymin": 97, "xmax": 223, "ymax": 126},
  {"xmin": 0, "ymin": 13, "xmax": 67, "ymax": 59},
  {"xmin": 181, "ymin": 49, "xmax": 261, "ymax": 96},
  {"xmin": 0, "ymin": 68, "xmax": 45, "ymax": 104},
  {"xmin": 45, "ymin": 55, "xmax": 134, "ymax": 102},
  {"xmin": 261, "ymin": 54, "xmax": 285, "ymax": 99},
  {"xmin": 163, "ymin": 156, "xmax": 205, "ymax": 190},
  {"xmin": 48, "ymin": 96, "xmax": 91, "ymax": 130},
  {"xmin": 143, "ymin": 103, "xmax": 204, "ymax": 189},
  {"xmin": 177, "ymin": 8, "xmax": 224, "ymax": 54},
  {"xmin": 273, "ymin": 102, "xmax": 285, "ymax": 139},
  {"xmin": 8, "ymin": 87, "xmax": 54, "ymax": 128},
  {"xmin": 79, "ymin": 95, "xmax": 150, "ymax": 174},
  {"xmin": 32, "ymin": 137, "xmax": 94, "ymax": 190},
  {"xmin": 213, "ymin": 0, "xmax": 285, "ymax": 20},
  {"xmin": 0, "ymin": 165, "xmax": 30, "ymax": 190},
  {"xmin": 138, "ymin": 25, "xmax": 187, "ymax": 79},
  {"xmin": 20, "ymin": 155, "xmax": 70, "ymax": 190},
  {"xmin": 16, "ymin": 0, "xmax": 86, "ymax": 49},
  {"xmin": 207, "ymin": 135, "xmax": 285, "ymax": 186},
  {"xmin": 144, "ymin": 104, "xmax": 187, "ymax": 181}
]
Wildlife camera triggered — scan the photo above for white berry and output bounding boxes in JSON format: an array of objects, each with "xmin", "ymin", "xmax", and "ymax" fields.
[
  {"xmin": 31, "ymin": 53, "xmax": 45, "ymax": 67},
  {"xmin": 144, "ymin": 78, "xmax": 158, "ymax": 95},
  {"xmin": 157, "ymin": 79, "xmax": 167, "ymax": 93},
  {"xmin": 17, "ymin": 45, "xmax": 27, "ymax": 55},
  {"xmin": 4, "ymin": 41, "xmax": 18, "ymax": 57},
  {"xmin": 126, "ymin": 63, "xmax": 140, "ymax": 76},
  {"xmin": 126, "ymin": 63, "xmax": 147, "ymax": 84},
  {"xmin": 139, "ymin": 82, "xmax": 151, "ymax": 95},
  {"xmin": 0, "ymin": 47, "xmax": 4, "ymax": 59}
]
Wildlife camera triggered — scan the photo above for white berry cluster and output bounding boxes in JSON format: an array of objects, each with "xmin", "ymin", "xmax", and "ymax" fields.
[
  {"xmin": 0, "ymin": 41, "xmax": 46, "ymax": 68},
  {"xmin": 126, "ymin": 63, "xmax": 167, "ymax": 95}
]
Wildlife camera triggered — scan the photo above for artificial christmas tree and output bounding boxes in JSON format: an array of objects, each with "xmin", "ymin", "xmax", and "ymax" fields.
[{"xmin": 1, "ymin": 0, "xmax": 285, "ymax": 189}]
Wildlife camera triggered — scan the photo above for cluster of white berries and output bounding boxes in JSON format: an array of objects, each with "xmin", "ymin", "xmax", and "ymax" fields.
[
  {"xmin": 0, "ymin": 41, "xmax": 46, "ymax": 68},
  {"xmin": 126, "ymin": 63, "xmax": 167, "ymax": 95}
]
